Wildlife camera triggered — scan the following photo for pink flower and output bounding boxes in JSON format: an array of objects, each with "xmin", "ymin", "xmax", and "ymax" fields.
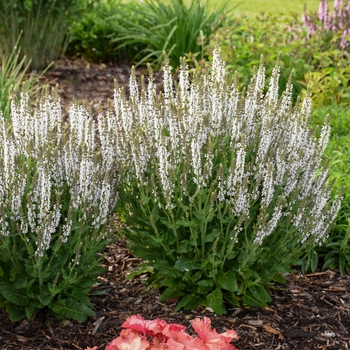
[
  {"xmin": 106, "ymin": 329, "xmax": 150, "ymax": 350},
  {"xmin": 191, "ymin": 317, "xmax": 238, "ymax": 350},
  {"xmin": 162, "ymin": 324, "xmax": 205, "ymax": 350},
  {"xmin": 121, "ymin": 314, "xmax": 169, "ymax": 337},
  {"xmin": 102, "ymin": 315, "xmax": 239, "ymax": 350}
]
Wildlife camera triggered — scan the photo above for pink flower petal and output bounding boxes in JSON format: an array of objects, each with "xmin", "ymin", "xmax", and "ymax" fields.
[
  {"xmin": 122, "ymin": 315, "xmax": 169, "ymax": 336},
  {"xmin": 106, "ymin": 329, "xmax": 150, "ymax": 350},
  {"xmin": 191, "ymin": 317, "xmax": 238, "ymax": 350},
  {"xmin": 163, "ymin": 325, "xmax": 206, "ymax": 350},
  {"xmin": 121, "ymin": 315, "xmax": 149, "ymax": 334}
]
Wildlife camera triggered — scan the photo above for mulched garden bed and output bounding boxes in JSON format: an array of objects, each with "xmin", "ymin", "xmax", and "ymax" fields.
[{"xmin": 0, "ymin": 58, "xmax": 349, "ymax": 350}]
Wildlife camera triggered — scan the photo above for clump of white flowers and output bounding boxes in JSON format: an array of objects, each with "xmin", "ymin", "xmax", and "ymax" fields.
[
  {"xmin": 0, "ymin": 89, "xmax": 118, "ymax": 257},
  {"xmin": 112, "ymin": 48, "xmax": 341, "ymax": 249}
]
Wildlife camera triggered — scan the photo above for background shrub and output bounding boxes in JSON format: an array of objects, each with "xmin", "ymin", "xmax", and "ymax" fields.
[
  {"xmin": 206, "ymin": 13, "xmax": 350, "ymax": 107},
  {"xmin": 113, "ymin": 0, "xmax": 230, "ymax": 67},
  {"xmin": 67, "ymin": 0, "xmax": 147, "ymax": 63},
  {"xmin": 0, "ymin": 0, "xmax": 87, "ymax": 70}
]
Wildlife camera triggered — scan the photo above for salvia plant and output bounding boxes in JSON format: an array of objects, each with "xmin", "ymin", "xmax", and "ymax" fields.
[
  {"xmin": 0, "ymin": 88, "xmax": 118, "ymax": 321},
  {"xmin": 113, "ymin": 48, "xmax": 342, "ymax": 314},
  {"xmin": 303, "ymin": 0, "xmax": 350, "ymax": 49}
]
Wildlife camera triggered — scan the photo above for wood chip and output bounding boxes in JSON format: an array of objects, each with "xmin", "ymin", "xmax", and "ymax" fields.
[{"xmin": 262, "ymin": 324, "xmax": 284, "ymax": 339}]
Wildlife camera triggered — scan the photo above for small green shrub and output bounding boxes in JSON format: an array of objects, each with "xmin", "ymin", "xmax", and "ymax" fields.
[
  {"xmin": 113, "ymin": 0, "xmax": 229, "ymax": 68},
  {"xmin": 0, "ymin": 0, "xmax": 87, "ymax": 70},
  {"xmin": 0, "ymin": 89, "xmax": 118, "ymax": 321},
  {"xmin": 67, "ymin": 0, "xmax": 147, "ymax": 63},
  {"xmin": 112, "ymin": 49, "xmax": 341, "ymax": 314}
]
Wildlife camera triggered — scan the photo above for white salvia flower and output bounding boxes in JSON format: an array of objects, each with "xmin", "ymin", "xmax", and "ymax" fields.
[
  {"xmin": 261, "ymin": 163, "xmax": 275, "ymax": 207},
  {"xmin": 265, "ymin": 63, "xmax": 280, "ymax": 107},
  {"xmin": 10, "ymin": 173, "xmax": 27, "ymax": 222},
  {"xmin": 191, "ymin": 138, "xmax": 203, "ymax": 186},
  {"xmin": 211, "ymin": 46, "xmax": 226, "ymax": 85},
  {"xmin": 108, "ymin": 45, "xmax": 340, "ymax": 249},
  {"xmin": 254, "ymin": 203, "xmax": 284, "ymax": 245},
  {"xmin": 179, "ymin": 58, "xmax": 189, "ymax": 107}
]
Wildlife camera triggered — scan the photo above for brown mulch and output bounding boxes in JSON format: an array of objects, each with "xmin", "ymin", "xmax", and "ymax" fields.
[{"xmin": 1, "ymin": 58, "xmax": 350, "ymax": 350}]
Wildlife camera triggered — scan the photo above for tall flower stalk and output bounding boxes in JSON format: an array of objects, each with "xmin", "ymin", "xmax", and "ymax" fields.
[{"xmin": 113, "ymin": 49, "xmax": 342, "ymax": 313}]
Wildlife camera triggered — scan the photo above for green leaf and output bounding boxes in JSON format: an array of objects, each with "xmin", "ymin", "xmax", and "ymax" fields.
[
  {"xmin": 154, "ymin": 260, "xmax": 181, "ymax": 277},
  {"xmin": 176, "ymin": 240, "xmax": 190, "ymax": 253},
  {"xmin": 273, "ymin": 273, "xmax": 286, "ymax": 284},
  {"xmin": 14, "ymin": 276, "xmax": 28, "ymax": 289},
  {"xmin": 225, "ymin": 250, "xmax": 238, "ymax": 260},
  {"xmin": 174, "ymin": 256, "xmax": 201, "ymax": 271},
  {"xmin": 25, "ymin": 305, "xmax": 36, "ymax": 320},
  {"xmin": 242, "ymin": 284, "xmax": 272, "ymax": 307},
  {"xmin": 50, "ymin": 298, "xmax": 95, "ymax": 321},
  {"xmin": 217, "ymin": 270, "xmax": 238, "ymax": 292},
  {"xmin": 174, "ymin": 295, "xmax": 200, "ymax": 311},
  {"xmin": 159, "ymin": 287, "xmax": 184, "ymax": 301},
  {"xmin": 0, "ymin": 283, "xmax": 30, "ymax": 306},
  {"xmin": 6, "ymin": 305, "xmax": 26, "ymax": 322},
  {"xmin": 196, "ymin": 279, "xmax": 214, "ymax": 294},
  {"xmin": 206, "ymin": 288, "xmax": 225, "ymax": 315},
  {"xmin": 160, "ymin": 219, "xmax": 181, "ymax": 230},
  {"xmin": 223, "ymin": 292, "xmax": 240, "ymax": 307},
  {"xmin": 38, "ymin": 291, "xmax": 51, "ymax": 306},
  {"xmin": 310, "ymin": 250, "xmax": 318, "ymax": 273},
  {"xmin": 203, "ymin": 229, "xmax": 222, "ymax": 243}
]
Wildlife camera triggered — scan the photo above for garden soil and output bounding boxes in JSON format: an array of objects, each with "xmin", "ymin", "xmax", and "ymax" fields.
[{"xmin": 0, "ymin": 58, "xmax": 349, "ymax": 350}]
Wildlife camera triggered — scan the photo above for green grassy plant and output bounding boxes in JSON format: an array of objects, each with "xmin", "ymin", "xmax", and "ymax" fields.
[
  {"xmin": 0, "ymin": 89, "xmax": 118, "ymax": 321},
  {"xmin": 114, "ymin": 0, "xmax": 230, "ymax": 67},
  {"xmin": 68, "ymin": 0, "xmax": 147, "ymax": 63},
  {"xmin": 0, "ymin": 34, "xmax": 46, "ymax": 120},
  {"xmin": 0, "ymin": 0, "xmax": 86, "ymax": 70},
  {"xmin": 111, "ymin": 49, "xmax": 341, "ymax": 313}
]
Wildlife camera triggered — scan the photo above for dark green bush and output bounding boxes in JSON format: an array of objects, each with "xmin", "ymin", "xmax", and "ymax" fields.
[{"xmin": 67, "ymin": 0, "xmax": 147, "ymax": 63}]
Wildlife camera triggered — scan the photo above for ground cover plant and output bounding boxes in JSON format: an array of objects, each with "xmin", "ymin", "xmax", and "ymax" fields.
[
  {"xmin": 0, "ymin": 88, "xmax": 119, "ymax": 321},
  {"xmin": 112, "ymin": 49, "xmax": 341, "ymax": 314}
]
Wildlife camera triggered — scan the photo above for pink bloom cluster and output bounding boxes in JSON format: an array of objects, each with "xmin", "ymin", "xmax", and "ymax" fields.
[
  {"xmin": 85, "ymin": 314, "xmax": 238, "ymax": 350},
  {"xmin": 302, "ymin": 0, "xmax": 350, "ymax": 48}
]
